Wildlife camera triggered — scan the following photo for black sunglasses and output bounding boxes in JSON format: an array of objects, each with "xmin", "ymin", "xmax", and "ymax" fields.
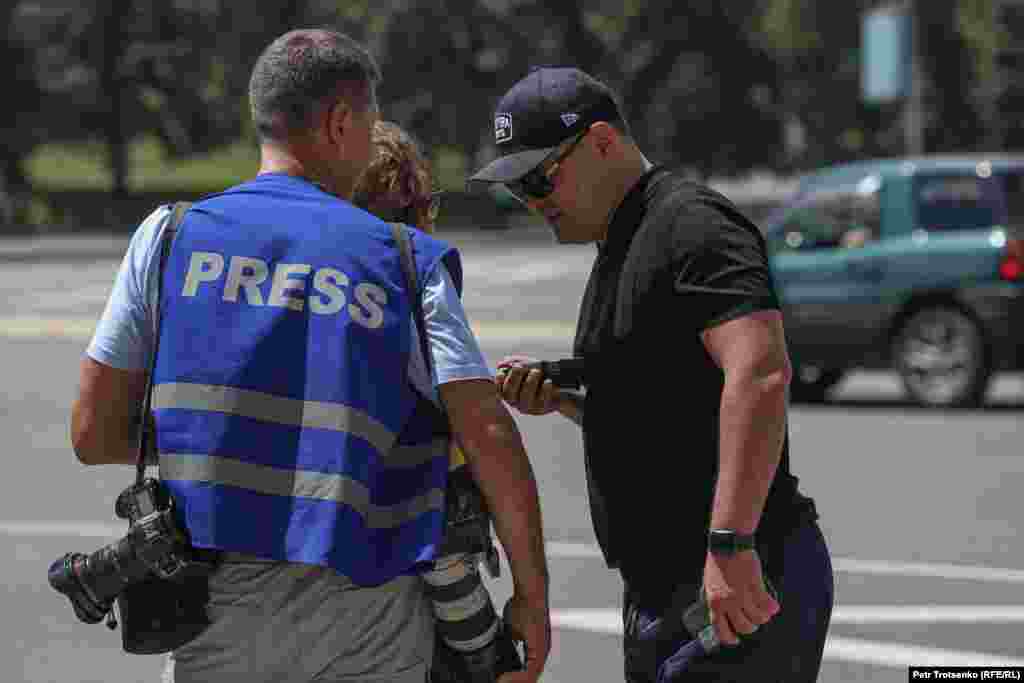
[{"xmin": 505, "ymin": 131, "xmax": 588, "ymax": 203}]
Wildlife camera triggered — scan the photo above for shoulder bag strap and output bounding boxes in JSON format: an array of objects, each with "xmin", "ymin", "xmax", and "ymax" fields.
[{"xmin": 135, "ymin": 202, "xmax": 191, "ymax": 484}]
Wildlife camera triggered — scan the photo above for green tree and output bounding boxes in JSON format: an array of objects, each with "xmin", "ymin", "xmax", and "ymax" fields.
[
  {"xmin": 375, "ymin": 0, "xmax": 786, "ymax": 179},
  {"xmin": 918, "ymin": 0, "xmax": 987, "ymax": 152},
  {"xmin": 377, "ymin": 0, "xmax": 532, "ymax": 176},
  {"xmin": 754, "ymin": 0, "xmax": 882, "ymax": 169},
  {"xmin": 0, "ymin": 1, "xmax": 44, "ymax": 197},
  {"xmin": 3, "ymin": 0, "xmax": 346, "ymax": 199}
]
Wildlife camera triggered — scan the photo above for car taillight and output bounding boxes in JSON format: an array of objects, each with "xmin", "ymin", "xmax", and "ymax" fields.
[{"xmin": 1000, "ymin": 238, "xmax": 1024, "ymax": 281}]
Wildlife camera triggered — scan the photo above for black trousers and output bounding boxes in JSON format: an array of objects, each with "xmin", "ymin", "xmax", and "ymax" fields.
[{"xmin": 623, "ymin": 520, "xmax": 834, "ymax": 683}]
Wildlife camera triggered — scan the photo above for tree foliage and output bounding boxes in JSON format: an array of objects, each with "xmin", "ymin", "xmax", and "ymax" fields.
[{"xmin": 1, "ymin": 0, "xmax": 1017, "ymax": 205}]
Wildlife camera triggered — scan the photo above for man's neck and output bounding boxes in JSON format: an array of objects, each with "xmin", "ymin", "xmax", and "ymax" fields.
[
  {"xmin": 258, "ymin": 142, "xmax": 306, "ymax": 177},
  {"xmin": 257, "ymin": 143, "xmax": 350, "ymax": 199},
  {"xmin": 599, "ymin": 150, "xmax": 654, "ymax": 242}
]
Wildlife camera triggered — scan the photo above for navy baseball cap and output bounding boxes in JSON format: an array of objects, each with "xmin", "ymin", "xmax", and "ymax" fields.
[{"xmin": 468, "ymin": 67, "xmax": 625, "ymax": 185}]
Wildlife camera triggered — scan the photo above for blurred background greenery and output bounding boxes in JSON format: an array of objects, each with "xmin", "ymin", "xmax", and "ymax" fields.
[{"xmin": 3, "ymin": 0, "xmax": 1024, "ymax": 230}]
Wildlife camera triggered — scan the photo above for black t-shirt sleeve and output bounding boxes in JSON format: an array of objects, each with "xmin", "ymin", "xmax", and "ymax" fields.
[{"xmin": 670, "ymin": 202, "xmax": 780, "ymax": 330}]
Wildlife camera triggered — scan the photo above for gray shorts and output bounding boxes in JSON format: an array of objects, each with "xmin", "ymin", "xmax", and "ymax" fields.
[{"xmin": 162, "ymin": 556, "xmax": 433, "ymax": 683}]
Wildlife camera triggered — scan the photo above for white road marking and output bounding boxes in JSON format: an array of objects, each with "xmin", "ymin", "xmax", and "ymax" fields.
[
  {"xmin": 830, "ymin": 605, "xmax": 1024, "ymax": 624},
  {"xmin": 545, "ymin": 541, "xmax": 1024, "ymax": 584},
  {"xmin": 460, "ymin": 261, "xmax": 583, "ymax": 284},
  {"xmin": 0, "ymin": 316, "xmax": 97, "ymax": 340},
  {"xmin": 470, "ymin": 321, "xmax": 577, "ymax": 345},
  {"xmin": 551, "ymin": 605, "xmax": 1024, "ymax": 629},
  {"xmin": 823, "ymin": 636, "xmax": 1024, "ymax": 668},
  {"xmin": 1, "ymin": 521, "xmax": 124, "ymax": 539},
  {"xmin": 550, "ymin": 609, "xmax": 1024, "ymax": 667},
  {"xmin": 549, "ymin": 608, "xmax": 621, "ymax": 634},
  {"xmin": 830, "ymin": 557, "xmax": 1024, "ymax": 584},
  {"xmin": 545, "ymin": 541, "xmax": 605, "ymax": 558}
]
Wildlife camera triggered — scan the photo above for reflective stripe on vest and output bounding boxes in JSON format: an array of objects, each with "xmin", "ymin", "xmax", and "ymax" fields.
[
  {"xmin": 153, "ymin": 382, "xmax": 396, "ymax": 456},
  {"xmin": 154, "ymin": 383, "xmax": 448, "ymax": 470},
  {"xmin": 160, "ymin": 453, "xmax": 446, "ymax": 528}
]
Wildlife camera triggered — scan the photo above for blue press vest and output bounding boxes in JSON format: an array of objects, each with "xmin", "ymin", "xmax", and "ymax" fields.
[{"xmin": 151, "ymin": 174, "xmax": 462, "ymax": 586}]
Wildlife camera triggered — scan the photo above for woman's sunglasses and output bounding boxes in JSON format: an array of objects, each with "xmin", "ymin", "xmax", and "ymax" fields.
[{"xmin": 504, "ymin": 131, "xmax": 588, "ymax": 203}]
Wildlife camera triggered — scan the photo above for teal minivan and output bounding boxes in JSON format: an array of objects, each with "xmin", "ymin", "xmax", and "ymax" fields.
[{"xmin": 765, "ymin": 155, "xmax": 1024, "ymax": 407}]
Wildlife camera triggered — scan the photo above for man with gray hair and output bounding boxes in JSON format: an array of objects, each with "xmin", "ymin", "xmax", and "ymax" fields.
[{"xmin": 71, "ymin": 29, "xmax": 550, "ymax": 683}]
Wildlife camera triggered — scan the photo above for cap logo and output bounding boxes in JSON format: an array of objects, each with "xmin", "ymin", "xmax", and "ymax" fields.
[
  {"xmin": 561, "ymin": 112, "xmax": 580, "ymax": 127},
  {"xmin": 495, "ymin": 113, "xmax": 512, "ymax": 144}
]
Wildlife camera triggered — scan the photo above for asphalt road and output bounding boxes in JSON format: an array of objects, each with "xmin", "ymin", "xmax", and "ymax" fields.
[{"xmin": 2, "ymin": 229, "xmax": 1022, "ymax": 682}]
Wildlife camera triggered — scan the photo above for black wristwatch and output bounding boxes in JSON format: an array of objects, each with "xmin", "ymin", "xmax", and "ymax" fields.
[{"xmin": 707, "ymin": 529, "xmax": 756, "ymax": 556}]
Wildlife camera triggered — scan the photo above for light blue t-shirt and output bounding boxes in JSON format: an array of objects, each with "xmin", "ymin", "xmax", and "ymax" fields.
[{"xmin": 87, "ymin": 206, "xmax": 492, "ymax": 403}]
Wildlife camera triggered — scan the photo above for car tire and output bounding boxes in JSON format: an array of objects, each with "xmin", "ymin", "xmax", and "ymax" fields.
[
  {"xmin": 790, "ymin": 366, "xmax": 845, "ymax": 404},
  {"xmin": 892, "ymin": 306, "xmax": 992, "ymax": 408}
]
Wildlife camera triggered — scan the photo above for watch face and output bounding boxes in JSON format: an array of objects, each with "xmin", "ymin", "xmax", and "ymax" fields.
[
  {"xmin": 708, "ymin": 530, "xmax": 754, "ymax": 554},
  {"xmin": 708, "ymin": 531, "xmax": 735, "ymax": 554}
]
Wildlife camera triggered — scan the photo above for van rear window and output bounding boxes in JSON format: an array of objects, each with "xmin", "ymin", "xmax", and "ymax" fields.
[{"xmin": 915, "ymin": 176, "xmax": 997, "ymax": 232}]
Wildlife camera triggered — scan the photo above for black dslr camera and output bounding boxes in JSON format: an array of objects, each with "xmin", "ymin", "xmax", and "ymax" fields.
[
  {"xmin": 48, "ymin": 478, "xmax": 213, "ymax": 654},
  {"xmin": 516, "ymin": 357, "xmax": 587, "ymax": 389}
]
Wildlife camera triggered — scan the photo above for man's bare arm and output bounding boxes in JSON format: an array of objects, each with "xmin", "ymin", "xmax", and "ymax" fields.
[
  {"xmin": 440, "ymin": 378, "xmax": 549, "ymax": 601},
  {"xmin": 71, "ymin": 357, "xmax": 148, "ymax": 466},
  {"xmin": 440, "ymin": 378, "xmax": 550, "ymax": 679},
  {"xmin": 702, "ymin": 309, "xmax": 791, "ymax": 533},
  {"xmin": 699, "ymin": 309, "xmax": 789, "ymax": 644}
]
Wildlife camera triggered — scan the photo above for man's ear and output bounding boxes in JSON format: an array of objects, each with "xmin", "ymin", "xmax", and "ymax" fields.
[
  {"xmin": 325, "ymin": 99, "xmax": 352, "ymax": 147},
  {"xmin": 589, "ymin": 121, "xmax": 619, "ymax": 157}
]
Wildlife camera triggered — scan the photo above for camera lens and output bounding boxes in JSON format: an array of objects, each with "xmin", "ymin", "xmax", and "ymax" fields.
[
  {"xmin": 47, "ymin": 480, "xmax": 192, "ymax": 627},
  {"xmin": 48, "ymin": 536, "xmax": 153, "ymax": 625},
  {"xmin": 47, "ymin": 553, "xmax": 82, "ymax": 596},
  {"xmin": 48, "ymin": 553, "xmax": 110, "ymax": 624}
]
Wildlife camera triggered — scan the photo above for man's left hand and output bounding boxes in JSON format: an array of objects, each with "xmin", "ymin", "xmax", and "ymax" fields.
[
  {"xmin": 702, "ymin": 549, "xmax": 780, "ymax": 647},
  {"xmin": 499, "ymin": 592, "xmax": 551, "ymax": 683}
]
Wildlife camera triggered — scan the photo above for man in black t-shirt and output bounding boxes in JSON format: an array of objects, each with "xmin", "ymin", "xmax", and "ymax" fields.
[{"xmin": 468, "ymin": 68, "xmax": 833, "ymax": 682}]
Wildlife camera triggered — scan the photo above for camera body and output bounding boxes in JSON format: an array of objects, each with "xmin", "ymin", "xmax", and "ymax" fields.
[
  {"xmin": 517, "ymin": 357, "xmax": 587, "ymax": 389},
  {"xmin": 114, "ymin": 478, "xmax": 191, "ymax": 579},
  {"xmin": 680, "ymin": 577, "xmax": 781, "ymax": 653}
]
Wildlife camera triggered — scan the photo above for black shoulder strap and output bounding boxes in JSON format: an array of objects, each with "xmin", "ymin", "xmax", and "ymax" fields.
[
  {"xmin": 136, "ymin": 202, "xmax": 191, "ymax": 483},
  {"xmin": 391, "ymin": 222, "xmax": 435, "ymax": 381}
]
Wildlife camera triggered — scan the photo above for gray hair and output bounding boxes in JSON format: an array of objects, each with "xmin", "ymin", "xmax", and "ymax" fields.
[{"xmin": 249, "ymin": 29, "xmax": 381, "ymax": 141}]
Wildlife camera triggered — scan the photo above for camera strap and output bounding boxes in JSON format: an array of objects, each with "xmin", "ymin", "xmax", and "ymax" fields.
[
  {"xmin": 390, "ymin": 223, "xmax": 500, "ymax": 576},
  {"xmin": 136, "ymin": 202, "xmax": 192, "ymax": 485},
  {"xmin": 390, "ymin": 223, "xmax": 436, "ymax": 386}
]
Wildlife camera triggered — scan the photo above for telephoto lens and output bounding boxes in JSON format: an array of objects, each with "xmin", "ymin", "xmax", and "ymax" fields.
[
  {"xmin": 48, "ymin": 535, "xmax": 151, "ymax": 624},
  {"xmin": 423, "ymin": 552, "xmax": 522, "ymax": 683}
]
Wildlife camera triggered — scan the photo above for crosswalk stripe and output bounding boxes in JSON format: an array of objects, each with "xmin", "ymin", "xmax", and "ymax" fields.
[
  {"xmin": 550, "ymin": 609, "xmax": 1024, "ymax": 667},
  {"xmin": 544, "ymin": 541, "xmax": 1024, "ymax": 584},
  {"xmin": 0, "ymin": 317, "xmax": 97, "ymax": 339}
]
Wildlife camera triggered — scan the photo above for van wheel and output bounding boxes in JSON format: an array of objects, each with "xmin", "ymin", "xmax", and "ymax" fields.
[
  {"xmin": 892, "ymin": 306, "xmax": 991, "ymax": 408},
  {"xmin": 790, "ymin": 366, "xmax": 845, "ymax": 403}
]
